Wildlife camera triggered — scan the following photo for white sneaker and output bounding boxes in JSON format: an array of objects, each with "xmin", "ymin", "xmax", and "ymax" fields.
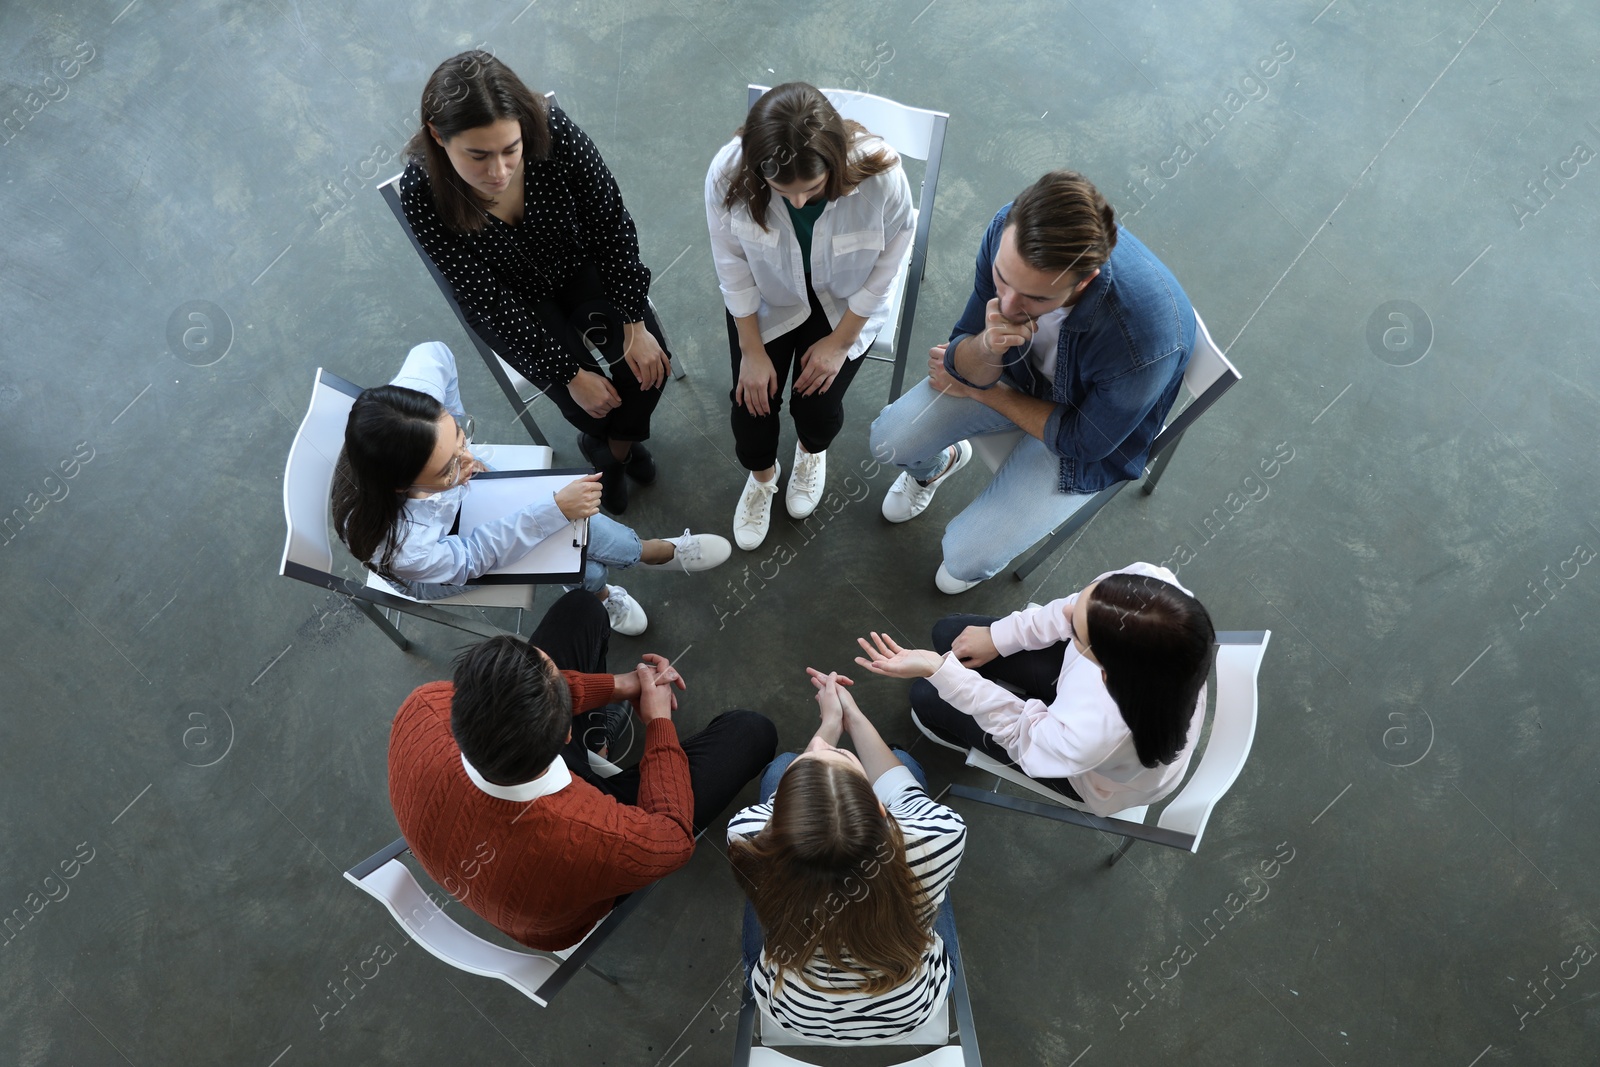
[
  {"xmin": 602, "ymin": 585, "xmax": 648, "ymax": 635},
  {"xmin": 786, "ymin": 446, "xmax": 826, "ymax": 519},
  {"xmin": 641, "ymin": 529, "xmax": 732, "ymax": 573},
  {"xmin": 881, "ymin": 441, "xmax": 973, "ymax": 524},
  {"xmin": 935, "ymin": 562, "xmax": 983, "ymax": 595},
  {"xmin": 733, "ymin": 461, "xmax": 781, "ymax": 551}
]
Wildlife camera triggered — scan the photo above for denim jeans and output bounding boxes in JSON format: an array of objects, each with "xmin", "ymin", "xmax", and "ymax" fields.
[
  {"xmin": 740, "ymin": 748, "xmax": 960, "ymax": 985},
  {"xmin": 581, "ymin": 514, "xmax": 642, "ymax": 593},
  {"xmin": 869, "ymin": 379, "xmax": 1096, "ymax": 582}
]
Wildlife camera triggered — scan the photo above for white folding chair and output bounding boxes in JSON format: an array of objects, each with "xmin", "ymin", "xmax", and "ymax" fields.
[
  {"xmin": 378, "ymin": 92, "xmax": 682, "ymax": 450},
  {"xmin": 344, "ymin": 832, "xmax": 643, "ymax": 1008},
  {"xmin": 947, "ymin": 631, "xmax": 1270, "ymax": 866},
  {"xmin": 968, "ymin": 308, "xmax": 1241, "ymax": 581},
  {"xmin": 730, "ymin": 911, "xmax": 982, "ymax": 1066},
  {"xmin": 278, "ymin": 367, "xmax": 554, "ymax": 649},
  {"xmin": 746, "ymin": 85, "xmax": 949, "ymax": 403}
]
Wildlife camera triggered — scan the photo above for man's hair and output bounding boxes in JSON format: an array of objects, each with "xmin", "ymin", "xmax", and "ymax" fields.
[
  {"xmin": 450, "ymin": 637, "xmax": 571, "ymax": 785},
  {"xmin": 1006, "ymin": 170, "xmax": 1119, "ymax": 281}
]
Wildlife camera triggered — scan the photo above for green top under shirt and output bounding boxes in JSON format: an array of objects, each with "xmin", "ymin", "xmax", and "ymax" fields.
[{"xmin": 784, "ymin": 198, "xmax": 828, "ymax": 274}]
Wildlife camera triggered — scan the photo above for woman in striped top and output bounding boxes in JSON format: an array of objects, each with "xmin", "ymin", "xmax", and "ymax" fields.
[{"xmin": 727, "ymin": 669, "xmax": 966, "ymax": 1041}]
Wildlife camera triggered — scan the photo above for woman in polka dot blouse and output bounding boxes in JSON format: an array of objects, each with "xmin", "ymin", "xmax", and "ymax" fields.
[{"xmin": 400, "ymin": 50, "xmax": 671, "ymax": 515}]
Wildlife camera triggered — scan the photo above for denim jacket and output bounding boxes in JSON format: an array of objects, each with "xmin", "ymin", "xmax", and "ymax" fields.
[{"xmin": 945, "ymin": 206, "xmax": 1195, "ymax": 493}]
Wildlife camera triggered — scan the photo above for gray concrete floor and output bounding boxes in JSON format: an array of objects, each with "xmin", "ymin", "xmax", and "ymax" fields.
[{"xmin": 2, "ymin": 0, "xmax": 1596, "ymax": 1064}]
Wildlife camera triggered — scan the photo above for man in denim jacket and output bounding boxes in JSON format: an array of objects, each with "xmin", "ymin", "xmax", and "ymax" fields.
[{"xmin": 870, "ymin": 171, "xmax": 1195, "ymax": 593}]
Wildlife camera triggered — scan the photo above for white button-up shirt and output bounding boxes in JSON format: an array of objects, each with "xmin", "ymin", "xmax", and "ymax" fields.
[
  {"xmin": 927, "ymin": 562, "xmax": 1207, "ymax": 816},
  {"xmin": 705, "ymin": 135, "xmax": 914, "ymax": 359},
  {"xmin": 380, "ymin": 342, "xmax": 569, "ymax": 593}
]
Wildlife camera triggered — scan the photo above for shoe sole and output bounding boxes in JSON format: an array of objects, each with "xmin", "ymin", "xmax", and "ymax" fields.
[{"xmin": 910, "ymin": 710, "xmax": 970, "ymax": 755}]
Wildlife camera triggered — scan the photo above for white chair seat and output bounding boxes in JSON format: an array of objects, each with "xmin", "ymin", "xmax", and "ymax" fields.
[
  {"xmin": 759, "ymin": 1001, "xmax": 949, "ymax": 1048},
  {"xmin": 970, "ymin": 429, "xmax": 1025, "ymax": 474},
  {"xmin": 364, "ymin": 570, "xmax": 536, "ymax": 610}
]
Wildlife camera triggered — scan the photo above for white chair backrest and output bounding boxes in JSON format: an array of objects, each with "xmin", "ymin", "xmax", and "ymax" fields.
[
  {"xmin": 1156, "ymin": 631, "xmax": 1271, "ymax": 851},
  {"xmin": 1182, "ymin": 310, "xmax": 1238, "ymax": 401},
  {"xmin": 746, "ymin": 84, "xmax": 943, "ymax": 162},
  {"xmin": 345, "ymin": 858, "xmax": 570, "ymax": 1007},
  {"xmin": 281, "ymin": 369, "xmax": 360, "ymax": 577}
]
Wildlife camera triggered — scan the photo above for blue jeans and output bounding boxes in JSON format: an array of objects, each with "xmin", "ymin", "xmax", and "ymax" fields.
[
  {"xmin": 582, "ymin": 514, "xmax": 642, "ymax": 593},
  {"xmin": 869, "ymin": 379, "xmax": 1095, "ymax": 582},
  {"xmin": 740, "ymin": 749, "xmax": 959, "ymax": 985}
]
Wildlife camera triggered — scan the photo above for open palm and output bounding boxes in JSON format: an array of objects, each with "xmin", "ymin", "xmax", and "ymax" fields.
[{"xmin": 854, "ymin": 631, "xmax": 943, "ymax": 679}]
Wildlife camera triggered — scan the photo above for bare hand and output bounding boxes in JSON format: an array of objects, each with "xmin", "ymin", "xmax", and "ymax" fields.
[
  {"xmin": 951, "ymin": 625, "xmax": 999, "ymax": 668},
  {"xmin": 854, "ymin": 631, "xmax": 944, "ymax": 679},
  {"xmin": 555, "ymin": 472, "xmax": 603, "ymax": 520},
  {"xmin": 982, "ymin": 297, "xmax": 1035, "ymax": 357},
  {"xmin": 926, "ymin": 344, "xmax": 975, "ymax": 400},
  {"xmin": 736, "ymin": 348, "xmax": 780, "ymax": 417},
  {"xmin": 793, "ymin": 336, "xmax": 849, "ymax": 397},
  {"xmin": 622, "ymin": 321, "xmax": 670, "ymax": 390},
  {"xmin": 568, "ymin": 368, "xmax": 622, "ymax": 419},
  {"xmin": 806, "ymin": 667, "xmax": 852, "ymax": 726},
  {"xmin": 635, "ymin": 664, "xmax": 674, "ymax": 723}
]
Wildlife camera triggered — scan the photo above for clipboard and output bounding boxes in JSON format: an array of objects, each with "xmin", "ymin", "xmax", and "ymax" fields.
[{"xmin": 456, "ymin": 468, "xmax": 590, "ymax": 585}]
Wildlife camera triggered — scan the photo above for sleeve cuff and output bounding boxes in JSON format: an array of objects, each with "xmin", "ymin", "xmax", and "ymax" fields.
[
  {"xmin": 872, "ymin": 765, "xmax": 920, "ymax": 805},
  {"xmin": 989, "ymin": 616, "xmax": 1025, "ymax": 658},
  {"xmin": 563, "ymin": 671, "xmax": 618, "ymax": 713},
  {"xmin": 942, "ymin": 338, "xmax": 998, "ymax": 390},
  {"xmin": 722, "ymin": 286, "xmax": 762, "ymax": 319}
]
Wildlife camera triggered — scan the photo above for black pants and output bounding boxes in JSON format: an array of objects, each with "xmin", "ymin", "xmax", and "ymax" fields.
[
  {"xmin": 530, "ymin": 589, "xmax": 778, "ymax": 832},
  {"xmin": 526, "ymin": 263, "xmax": 668, "ymax": 443},
  {"xmin": 725, "ymin": 284, "xmax": 865, "ymax": 471},
  {"xmin": 910, "ymin": 613, "xmax": 1085, "ymax": 801}
]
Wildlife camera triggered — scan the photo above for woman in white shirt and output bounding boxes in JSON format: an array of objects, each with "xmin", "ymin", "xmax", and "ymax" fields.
[
  {"xmin": 706, "ymin": 82, "xmax": 914, "ymax": 550},
  {"xmin": 331, "ymin": 341, "xmax": 729, "ymax": 636},
  {"xmin": 855, "ymin": 563, "xmax": 1215, "ymax": 816},
  {"xmin": 728, "ymin": 670, "xmax": 965, "ymax": 1041}
]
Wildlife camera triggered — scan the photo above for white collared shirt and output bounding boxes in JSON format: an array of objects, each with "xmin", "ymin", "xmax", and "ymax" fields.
[
  {"xmin": 460, "ymin": 751, "xmax": 572, "ymax": 802},
  {"xmin": 705, "ymin": 135, "xmax": 914, "ymax": 358}
]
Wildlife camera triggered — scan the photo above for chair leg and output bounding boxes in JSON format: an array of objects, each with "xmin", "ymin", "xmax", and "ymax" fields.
[
  {"xmin": 1011, "ymin": 485, "xmax": 1121, "ymax": 582},
  {"xmin": 1107, "ymin": 836, "xmax": 1138, "ymax": 867},
  {"xmin": 1141, "ymin": 431, "xmax": 1185, "ymax": 496},
  {"xmin": 354, "ymin": 599, "xmax": 411, "ymax": 651},
  {"xmin": 582, "ymin": 961, "xmax": 619, "ymax": 985}
]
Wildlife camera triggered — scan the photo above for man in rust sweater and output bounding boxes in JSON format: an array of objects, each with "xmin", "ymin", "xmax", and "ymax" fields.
[{"xmin": 389, "ymin": 590, "xmax": 776, "ymax": 951}]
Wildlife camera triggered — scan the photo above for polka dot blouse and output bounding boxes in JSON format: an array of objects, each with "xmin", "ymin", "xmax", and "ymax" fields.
[{"xmin": 399, "ymin": 103, "xmax": 653, "ymax": 385}]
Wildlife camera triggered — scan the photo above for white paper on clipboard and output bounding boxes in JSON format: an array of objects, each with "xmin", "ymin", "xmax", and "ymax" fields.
[{"xmin": 457, "ymin": 470, "xmax": 589, "ymax": 577}]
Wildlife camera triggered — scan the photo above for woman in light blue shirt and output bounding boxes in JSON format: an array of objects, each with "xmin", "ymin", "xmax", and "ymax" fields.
[
  {"xmin": 332, "ymin": 341, "xmax": 729, "ymax": 635},
  {"xmin": 706, "ymin": 83, "xmax": 914, "ymax": 551}
]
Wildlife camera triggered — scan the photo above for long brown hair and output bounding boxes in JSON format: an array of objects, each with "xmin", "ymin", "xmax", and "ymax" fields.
[
  {"xmin": 405, "ymin": 50, "xmax": 551, "ymax": 234},
  {"xmin": 728, "ymin": 758, "xmax": 932, "ymax": 995},
  {"xmin": 721, "ymin": 82, "xmax": 896, "ymax": 230}
]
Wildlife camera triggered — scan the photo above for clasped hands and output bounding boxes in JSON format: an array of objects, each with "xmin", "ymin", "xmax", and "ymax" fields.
[{"xmin": 612, "ymin": 654, "xmax": 686, "ymax": 723}]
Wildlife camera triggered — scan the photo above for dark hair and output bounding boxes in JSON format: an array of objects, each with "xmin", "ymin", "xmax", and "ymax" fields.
[
  {"xmin": 450, "ymin": 637, "xmax": 572, "ymax": 785},
  {"xmin": 406, "ymin": 50, "xmax": 551, "ymax": 233},
  {"xmin": 727, "ymin": 758, "xmax": 931, "ymax": 996},
  {"xmin": 331, "ymin": 385, "xmax": 444, "ymax": 581},
  {"xmin": 1006, "ymin": 170, "xmax": 1119, "ymax": 281},
  {"xmin": 1085, "ymin": 574, "xmax": 1215, "ymax": 767},
  {"xmin": 722, "ymin": 82, "xmax": 896, "ymax": 229}
]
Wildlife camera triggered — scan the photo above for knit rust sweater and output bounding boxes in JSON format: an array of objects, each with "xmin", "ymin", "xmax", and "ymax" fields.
[{"xmin": 388, "ymin": 673, "xmax": 695, "ymax": 951}]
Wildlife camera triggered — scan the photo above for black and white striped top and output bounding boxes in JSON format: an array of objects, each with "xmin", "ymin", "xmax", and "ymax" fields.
[
  {"xmin": 726, "ymin": 766, "xmax": 966, "ymax": 1041},
  {"xmin": 398, "ymin": 103, "xmax": 652, "ymax": 386}
]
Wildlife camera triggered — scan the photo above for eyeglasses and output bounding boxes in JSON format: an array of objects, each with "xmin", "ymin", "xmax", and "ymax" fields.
[{"xmin": 409, "ymin": 413, "xmax": 477, "ymax": 493}]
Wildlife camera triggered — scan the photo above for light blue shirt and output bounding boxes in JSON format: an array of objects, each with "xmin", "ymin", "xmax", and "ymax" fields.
[{"xmin": 383, "ymin": 342, "xmax": 569, "ymax": 593}]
